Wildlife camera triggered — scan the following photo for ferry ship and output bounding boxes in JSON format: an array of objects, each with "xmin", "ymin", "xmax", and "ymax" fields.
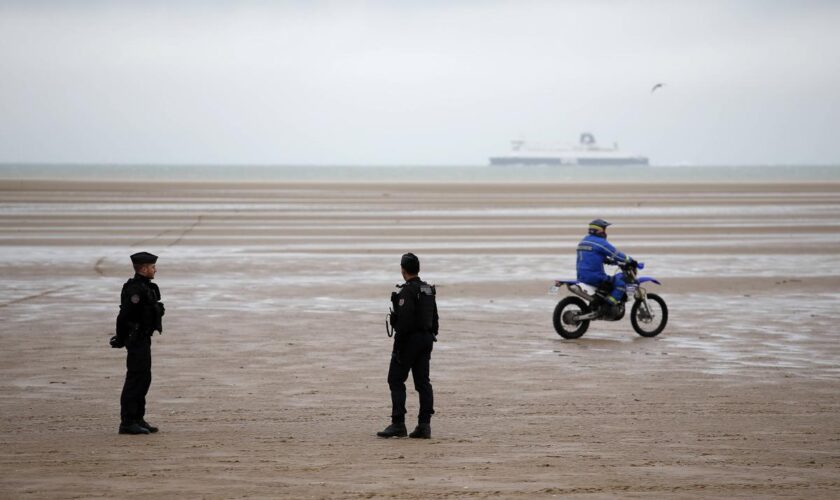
[{"xmin": 489, "ymin": 133, "xmax": 649, "ymax": 166}]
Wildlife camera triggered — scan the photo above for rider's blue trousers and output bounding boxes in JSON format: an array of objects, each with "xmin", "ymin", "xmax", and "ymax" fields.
[
  {"xmin": 581, "ymin": 272, "xmax": 626, "ymax": 303},
  {"xmin": 607, "ymin": 273, "xmax": 626, "ymax": 304}
]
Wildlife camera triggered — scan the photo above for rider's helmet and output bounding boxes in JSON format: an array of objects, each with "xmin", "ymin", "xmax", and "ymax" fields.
[{"xmin": 588, "ymin": 218, "xmax": 611, "ymax": 236}]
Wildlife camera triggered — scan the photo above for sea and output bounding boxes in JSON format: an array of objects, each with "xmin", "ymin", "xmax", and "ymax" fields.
[{"xmin": 1, "ymin": 163, "xmax": 839, "ymax": 183}]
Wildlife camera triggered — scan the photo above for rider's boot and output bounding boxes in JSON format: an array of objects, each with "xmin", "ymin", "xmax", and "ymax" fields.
[
  {"xmin": 605, "ymin": 297, "xmax": 621, "ymax": 319},
  {"xmin": 588, "ymin": 297, "xmax": 604, "ymax": 317},
  {"xmin": 609, "ymin": 304, "xmax": 622, "ymax": 320}
]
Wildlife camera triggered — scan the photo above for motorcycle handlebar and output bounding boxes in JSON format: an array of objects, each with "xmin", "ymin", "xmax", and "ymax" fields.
[{"xmin": 617, "ymin": 260, "xmax": 644, "ymax": 270}]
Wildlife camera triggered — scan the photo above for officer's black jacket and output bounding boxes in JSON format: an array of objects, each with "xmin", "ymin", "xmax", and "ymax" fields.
[
  {"xmin": 391, "ymin": 277, "xmax": 438, "ymax": 343},
  {"xmin": 116, "ymin": 274, "xmax": 164, "ymax": 340}
]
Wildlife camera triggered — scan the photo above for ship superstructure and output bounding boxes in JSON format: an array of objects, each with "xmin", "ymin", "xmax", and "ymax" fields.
[{"xmin": 489, "ymin": 133, "xmax": 649, "ymax": 166}]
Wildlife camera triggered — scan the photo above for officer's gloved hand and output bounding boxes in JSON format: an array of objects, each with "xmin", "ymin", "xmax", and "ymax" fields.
[
  {"xmin": 109, "ymin": 335, "xmax": 125, "ymax": 348},
  {"xmin": 637, "ymin": 261, "xmax": 645, "ymax": 270}
]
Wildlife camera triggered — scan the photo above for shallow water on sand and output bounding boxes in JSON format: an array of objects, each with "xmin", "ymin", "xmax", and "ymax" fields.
[{"xmin": 2, "ymin": 246, "xmax": 839, "ymax": 379}]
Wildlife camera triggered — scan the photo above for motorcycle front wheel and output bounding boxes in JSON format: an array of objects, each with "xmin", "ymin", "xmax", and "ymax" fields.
[
  {"xmin": 553, "ymin": 296, "xmax": 590, "ymax": 339},
  {"xmin": 630, "ymin": 293, "xmax": 668, "ymax": 337}
]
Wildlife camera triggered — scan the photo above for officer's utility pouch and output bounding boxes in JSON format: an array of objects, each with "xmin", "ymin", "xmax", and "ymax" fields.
[
  {"xmin": 109, "ymin": 335, "xmax": 125, "ymax": 349},
  {"xmin": 418, "ymin": 284, "xmax": 437, "ymax": 334}
]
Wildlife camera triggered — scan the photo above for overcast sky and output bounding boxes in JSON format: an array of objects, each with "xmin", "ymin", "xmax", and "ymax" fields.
[{"xmin": 1, "ymin": 0, "xmax": 839, "ymax": 165}]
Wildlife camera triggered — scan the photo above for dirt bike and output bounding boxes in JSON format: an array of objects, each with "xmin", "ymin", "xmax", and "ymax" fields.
[{"xmin": 550, "ymin": 260, "xmax": 668, "ymax": 339}]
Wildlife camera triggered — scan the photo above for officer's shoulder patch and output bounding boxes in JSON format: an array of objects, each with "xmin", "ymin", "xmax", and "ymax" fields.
[
  {"xmin": 130, "ymin": 294, "xmax": 140, "ymax": 304},
  {"xmin": 398, "ymin": 298, "xmax": 405, "ymax": 307}
]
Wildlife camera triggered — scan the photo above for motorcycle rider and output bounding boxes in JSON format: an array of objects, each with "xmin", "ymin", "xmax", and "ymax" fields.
[{"xmin": 576, "ymin": 219, "xmax": 636, "ymax": 317}]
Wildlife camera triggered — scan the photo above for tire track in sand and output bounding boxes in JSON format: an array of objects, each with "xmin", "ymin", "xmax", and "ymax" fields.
[
  {"xmin": 0, "ymin": 287, "xmax": 63, "ymax": 309},
  {"xmin": 91, "ymin": 215, "xmax": 205, "ymax": 277}
]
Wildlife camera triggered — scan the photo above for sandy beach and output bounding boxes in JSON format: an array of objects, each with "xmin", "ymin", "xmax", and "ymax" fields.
[{"xmin": 1, "ymin": 179, "xmax": 839, "ymax": 499}]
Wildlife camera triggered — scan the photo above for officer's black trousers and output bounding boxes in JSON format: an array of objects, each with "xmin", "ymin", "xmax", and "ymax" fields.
[
  {"xmin": 120, "ymin": 337, "xmax": 152, "ymax": 424},
  {"xmin": 388, "ymin": 333, "xmax": 434, "ymax": 424}
]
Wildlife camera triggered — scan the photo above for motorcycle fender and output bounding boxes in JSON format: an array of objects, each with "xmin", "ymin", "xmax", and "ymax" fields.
[{"xmin": 634, "ymin": 287, "xmax": 647, "ymax": 301}]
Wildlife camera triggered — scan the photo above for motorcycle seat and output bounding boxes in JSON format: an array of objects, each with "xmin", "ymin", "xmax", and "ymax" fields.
[{"xmin": 568, "ymin": 282, "xmax": 598, "ymax": 299}]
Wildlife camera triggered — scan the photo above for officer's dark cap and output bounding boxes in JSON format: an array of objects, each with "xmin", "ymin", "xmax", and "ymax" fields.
[
  {"xmin": 130, "ymin": 252, "xmax": 158, "ymax": 265},
  {"xmin": 400, "ymin": 252, "xmax": 420, "ymax": 274}
]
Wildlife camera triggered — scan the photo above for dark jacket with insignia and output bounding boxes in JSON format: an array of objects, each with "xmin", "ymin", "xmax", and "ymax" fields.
[
  {"xmin": 390, "ymin": 277, "xmax": 439, "ymax": 344},
  {"xmin": 116, "ymin": 274, "xmax": 164, "ymax": 342}
]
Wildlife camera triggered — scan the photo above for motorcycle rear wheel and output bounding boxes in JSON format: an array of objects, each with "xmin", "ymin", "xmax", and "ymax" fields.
[
  {"xmin": 630, "ymin": 293, "xmax": 668, "ymax": 337},
  {"xmin": 553, "ymin": 296, "xmax": 590, "ymax": 339}
]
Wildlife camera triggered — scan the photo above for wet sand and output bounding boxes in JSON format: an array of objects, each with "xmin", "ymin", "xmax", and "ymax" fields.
[{"xmin": 1, "ymin": 179, "xmax": 839, "ymax": 498}]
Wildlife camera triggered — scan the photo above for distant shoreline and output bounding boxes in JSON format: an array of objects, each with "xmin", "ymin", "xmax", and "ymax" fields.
[
  {"xmin": 2, "ymin": 163, "xmax": 839, "ymax": 184},
  {"xmin": 3, "ymin": 179, "xmax": 840, "ymax": 191},
  {"xmin": 2, "ymin": 162, "xmax": 840, "ymax": 168}
]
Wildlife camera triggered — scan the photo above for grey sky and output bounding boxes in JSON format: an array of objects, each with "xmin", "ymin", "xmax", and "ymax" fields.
[{"xmin": 1, "ymin": 0, "xmax": 839, "ymax": 165}]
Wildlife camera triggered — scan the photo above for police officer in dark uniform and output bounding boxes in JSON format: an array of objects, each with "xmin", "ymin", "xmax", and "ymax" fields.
[
  {"xmin": 109, "ymin": 251, "xmax": 165, "ymax": 435},
  {"xmin": 377, "ymin": 253, "xmax": 439, "ymax": 439}
]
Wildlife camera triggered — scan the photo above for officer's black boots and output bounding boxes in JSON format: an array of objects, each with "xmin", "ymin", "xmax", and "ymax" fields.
[
  {"xmin": 139, "ymin": 420, "xmax": 159, "ymax": 433},
  {"xmin": 409, "ymin": 423, "xmax": 431, "ymax": 439},
  {"xmin": 119, "ymin": 422, "xmax": 151, "ymax": 435},
  {"xmin": 376, "ymin": 423, "xmax": 408, "ymax": 438}
]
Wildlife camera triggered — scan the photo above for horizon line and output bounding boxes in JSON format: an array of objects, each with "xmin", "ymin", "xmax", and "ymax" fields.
[{"xmin": 2, "ymin": 161, "xmax": 840, "ymax": 169}]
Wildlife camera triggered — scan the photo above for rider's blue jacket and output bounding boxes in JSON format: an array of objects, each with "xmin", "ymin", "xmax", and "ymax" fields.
[{"xmin": 576, "ymin": 233, "xmax": 632, "ymax": 285}]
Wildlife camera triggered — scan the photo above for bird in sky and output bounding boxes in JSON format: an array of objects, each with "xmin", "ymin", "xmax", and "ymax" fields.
[{"xmin": 651, "ymin": 83, "xmax": 665, "ymax": 93}]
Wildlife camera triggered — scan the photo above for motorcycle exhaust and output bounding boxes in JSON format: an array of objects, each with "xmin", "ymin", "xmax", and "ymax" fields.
[
  {"xmin": 567, "ymin": 284, "xmax": 595, "ymax": 301},
  {"xmin": 575, "ymin": 311, "xmax": 600, "ymax": 320}
]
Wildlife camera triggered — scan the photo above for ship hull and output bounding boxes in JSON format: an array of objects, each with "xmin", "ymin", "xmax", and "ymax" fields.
[{"xmin": 489, "ymin": 156, "xmax": 649, "ymax": 166}]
